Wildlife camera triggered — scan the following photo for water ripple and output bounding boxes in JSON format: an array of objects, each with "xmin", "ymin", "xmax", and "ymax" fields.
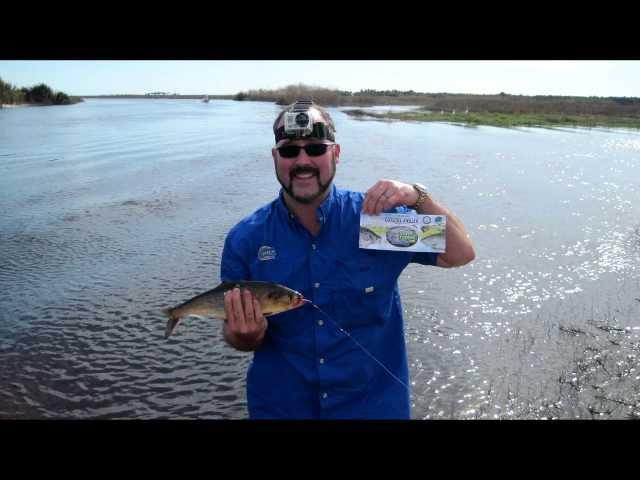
[{"xmin": 4, "ymin": 101, "xmax": 640, "ymax": 419}]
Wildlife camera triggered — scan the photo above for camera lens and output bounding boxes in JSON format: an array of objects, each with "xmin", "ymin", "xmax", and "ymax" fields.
[{"xmin": 295, "ymin": 113, "xmax": 309, "ymax": 127}]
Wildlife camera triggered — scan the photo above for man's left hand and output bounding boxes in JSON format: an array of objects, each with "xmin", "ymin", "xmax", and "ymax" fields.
[{"xmin": 362, "ymin": 179, "xmax": 418, "ymax": 215}]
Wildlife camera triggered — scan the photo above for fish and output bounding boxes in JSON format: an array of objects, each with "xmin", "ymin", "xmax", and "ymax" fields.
[
  {"xmin": 161, "ymin": 281, "xmax": 305, "ymax": 338},
  {"xmin": 359, "ymin": 226, "xmax": 381, "ymax": 247},
  {"xmin": 421, "ymin": 224, "xmax": 445, "ymax": 240}
]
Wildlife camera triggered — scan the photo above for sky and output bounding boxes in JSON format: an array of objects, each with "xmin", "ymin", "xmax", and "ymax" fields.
[{"xmin": 1, "ymin": 60, "xmax": 639, "ymax": 98}]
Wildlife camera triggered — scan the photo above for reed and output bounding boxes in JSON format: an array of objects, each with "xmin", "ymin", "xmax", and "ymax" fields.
[{"xmin": 0, "ymin": 77, "xmax": 81, "ymax": 106}]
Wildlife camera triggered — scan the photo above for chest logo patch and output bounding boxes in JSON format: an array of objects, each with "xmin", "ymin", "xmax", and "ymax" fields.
[{"xmin": 258, "ymin": 245, "xmax": 277, "ymax": 261}]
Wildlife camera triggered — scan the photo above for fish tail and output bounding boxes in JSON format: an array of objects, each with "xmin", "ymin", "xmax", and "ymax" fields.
[{"xmin": 162, "ymin": 308, "xmax": 181, "ymax": 339}]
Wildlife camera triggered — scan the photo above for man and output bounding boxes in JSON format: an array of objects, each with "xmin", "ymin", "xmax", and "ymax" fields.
[{"xmin": 220, "ymin": 99, "xmax": 475, "ymax": 419}]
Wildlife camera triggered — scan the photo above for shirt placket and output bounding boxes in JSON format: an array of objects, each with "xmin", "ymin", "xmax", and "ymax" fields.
[{"xmin": 309, "ymin": 204, "xmax": 333, "ymax": 409}]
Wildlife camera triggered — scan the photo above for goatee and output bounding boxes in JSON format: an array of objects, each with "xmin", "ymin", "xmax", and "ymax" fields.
[{"xmin": 277, "ymin": 159, "xmax": 336, "ymax": 204}]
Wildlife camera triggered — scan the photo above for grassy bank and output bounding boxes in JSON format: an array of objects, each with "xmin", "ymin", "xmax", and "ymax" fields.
[
  {"xmin": 344, "ymin": 109, "xmax": 640, "ymax": 129},
  {"xmin": 233, "ymin": 84, "xmax": 640, "ymax": 129}
]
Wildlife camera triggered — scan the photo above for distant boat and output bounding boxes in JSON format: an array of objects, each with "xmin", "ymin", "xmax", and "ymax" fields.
[{"xmin": 202, "ymin": 95, "xmax": 209, "ymax": 103}]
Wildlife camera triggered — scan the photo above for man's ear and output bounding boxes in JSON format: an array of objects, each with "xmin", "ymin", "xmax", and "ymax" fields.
[
  {"xmin": 334, "ymin": 144, "xmax": 341, "ymax": 164},
  {"xmin": 272, "ymin": 147, "xmax": 278, "ymax": 162}
]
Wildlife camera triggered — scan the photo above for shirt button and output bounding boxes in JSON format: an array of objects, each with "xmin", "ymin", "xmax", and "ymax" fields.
[
  {"xmin": 311, "ymin": 244, "xmax": 316, "ymax": 250},
  {"xmin": 318, "ymin": 319, "xmax": 324, "ymax": 326},
  {"xmin": 322, "ymin": 392, "xmax": 328, "ymax": 399},
  {"xmin": 314, "ymin": 282, "xmax": 320, "ymax": 288},
  {"xmin": 319, "ymin": 357, "xmax": 325, "ymax": 364}
]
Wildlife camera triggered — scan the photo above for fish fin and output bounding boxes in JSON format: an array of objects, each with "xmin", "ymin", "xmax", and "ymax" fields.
[
  {"xmin": 212, "ymin": 280, "xmax": 269, "ymax": 292},
  {"xmin": 210, "ymin": 282, "xmax": 240, "ymax": 293},
  {"xmin": 162, "ymin": 308, "xmax": 181, "ymax": 339}
]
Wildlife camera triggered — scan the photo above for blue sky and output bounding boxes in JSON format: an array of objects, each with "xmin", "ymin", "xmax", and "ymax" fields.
[{"xmin": 1, "ymin": 60, "xmax": 639, "ymax": 97}]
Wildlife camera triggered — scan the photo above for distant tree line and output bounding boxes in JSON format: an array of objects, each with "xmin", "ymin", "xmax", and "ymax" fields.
[
  {"xmin": 0, "ymin": 76, "xmax": 23, "ymax": 103},
  {"xmin": 1, "ymin": 77, "xmax": 80, "ymax": 105},
  {"xmin": 234, "ymin": 83, "xmax": 344, "ymax": 106},
  {"xmin": 233, "ymin": 84, "xmax": 640, "ymax": 116}
]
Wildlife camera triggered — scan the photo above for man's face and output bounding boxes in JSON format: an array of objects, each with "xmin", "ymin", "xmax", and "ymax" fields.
[{"xmin": 272, "ymin": 114, "xmax": 340, "ymax": 205}]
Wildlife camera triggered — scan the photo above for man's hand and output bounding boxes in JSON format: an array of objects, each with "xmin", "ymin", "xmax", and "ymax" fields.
[
  {"xmin": 362, "ymin": 179, "xmax": 418, "ymax": 215},
  {"xmin": 223, "ymin": 287, "xmax": 268, "ymax": 351},
  {"xmin": 363, "ymin": 178, "xmax": 476, "ymax": 267}
]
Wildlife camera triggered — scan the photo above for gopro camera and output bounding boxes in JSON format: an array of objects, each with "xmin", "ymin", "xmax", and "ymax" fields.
[{"xmin": 283, "ymin": 98, "xmax": 314, "ymax": 138}]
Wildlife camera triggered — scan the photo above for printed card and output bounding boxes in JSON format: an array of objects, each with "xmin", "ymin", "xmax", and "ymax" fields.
[{"xmin": 359, "ymin": 213, "xmax": 446, "ymax": 253}]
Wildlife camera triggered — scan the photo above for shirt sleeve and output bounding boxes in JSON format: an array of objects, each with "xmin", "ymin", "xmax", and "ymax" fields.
[
  {"xmin": 220, "ymin": 229, "xmax": 251, "ymax": 282},
  {"xmin": 410, "ymin": 251, "xmax": 440, "ymax": 266}
]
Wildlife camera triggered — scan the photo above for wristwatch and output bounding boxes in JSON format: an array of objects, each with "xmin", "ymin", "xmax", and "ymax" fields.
[{"xmin": 411, "ymin": 183, "xmax": 430, "ymax": 210}]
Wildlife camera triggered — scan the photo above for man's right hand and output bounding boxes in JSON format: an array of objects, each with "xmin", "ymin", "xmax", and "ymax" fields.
[{"xmin": 222, "ymin": 287, "xmax": 268, "ymax": 351}]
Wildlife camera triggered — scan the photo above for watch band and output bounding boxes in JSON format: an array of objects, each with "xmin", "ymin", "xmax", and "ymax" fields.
[{"xmin": 411, "ymin": 183, "xmax": 430, "ymax": 210}]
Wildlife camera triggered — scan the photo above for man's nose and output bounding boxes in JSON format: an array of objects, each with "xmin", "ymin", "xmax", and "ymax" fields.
[{"xmin": 293, "ymin": 149, "xmax": 314, "ymax": 164}]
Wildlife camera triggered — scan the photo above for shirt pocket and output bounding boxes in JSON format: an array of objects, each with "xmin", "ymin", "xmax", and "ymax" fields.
[{"xmin": 328, "ymin": 250, "xmax": 394, "ymax": 331}]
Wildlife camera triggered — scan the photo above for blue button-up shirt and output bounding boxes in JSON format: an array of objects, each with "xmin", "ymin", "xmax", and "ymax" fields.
[{"xmin": 220, "ymin": 184, "xmax": 438, "ymax": 419}]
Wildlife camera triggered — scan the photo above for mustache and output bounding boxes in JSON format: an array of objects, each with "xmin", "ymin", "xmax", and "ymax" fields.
[{"xmin": 291, "ymin": 166, "xmax": 319, "ymax": 177}]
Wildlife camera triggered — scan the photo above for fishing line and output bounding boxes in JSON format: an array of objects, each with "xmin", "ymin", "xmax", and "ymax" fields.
[{"xmin": 303, "ymin": 300, "xmax": 410, "ymax": 392}]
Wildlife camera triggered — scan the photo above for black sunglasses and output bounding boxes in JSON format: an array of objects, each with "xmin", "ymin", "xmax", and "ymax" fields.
[{"xmin": 277, "ymin": 143, "xmax": 332, "ymax": 158}]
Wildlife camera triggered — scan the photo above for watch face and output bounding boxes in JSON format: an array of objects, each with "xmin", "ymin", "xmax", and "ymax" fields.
[{"xmin": 414, "ymin": 183, "xmax": 427, "ymax": 193}]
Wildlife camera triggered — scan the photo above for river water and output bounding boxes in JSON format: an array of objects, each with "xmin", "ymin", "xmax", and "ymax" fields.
[{"xmin": 1, "ymin": 99, "xmax": 639, "ymax": 419}]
